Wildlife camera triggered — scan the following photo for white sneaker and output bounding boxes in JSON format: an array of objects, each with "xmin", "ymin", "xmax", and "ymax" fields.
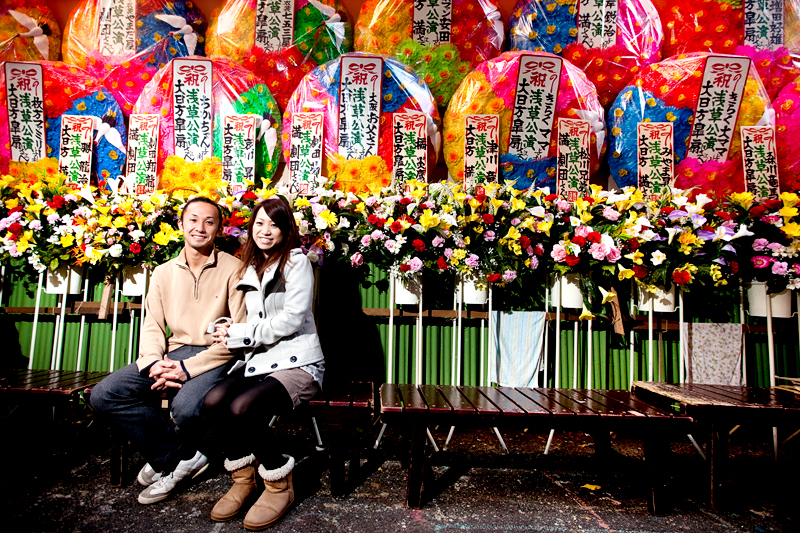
[
  {"xmin": 137, "ymin": 451, "xmax": 209, "ymax": 505},
  {"xmin": 137, "ymin": 463, "xmax": 162, "ymax": 487}
]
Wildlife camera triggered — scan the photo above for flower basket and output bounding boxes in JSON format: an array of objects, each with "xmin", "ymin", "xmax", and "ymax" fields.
[
  {"xmin": 549, "ymin": 273, "xmax": 583, "ymax": 309},
  {"xmin": 121, "ymin": 265, "xmax": 147, "ymax": 297},
  {"xmin": 747, "ymin": 281, "xmax": 792, "ymax": 318},
  {"xmin": 45, "ymin": 264, "xmax": 82, "ymax": 295},
  {"xmin": 457, "ymin": 274, "xmax": 488, "ymax": 305},
  {"xmin": 394, "ymin": 275, "xmax": 421, "ymax": 305},
  {"xmin": 637, "ymin": 284, "xmax": 676, "ymax": 313}
]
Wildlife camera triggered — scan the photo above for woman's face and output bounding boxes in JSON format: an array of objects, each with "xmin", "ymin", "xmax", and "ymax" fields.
[{"xmin": 252, "ymin": 209, "xmax": 283, "ymax": 255}]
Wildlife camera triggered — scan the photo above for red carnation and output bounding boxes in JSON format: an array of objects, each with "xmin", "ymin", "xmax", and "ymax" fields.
[
  {"xmin": 628, "ymin": 239, "xmax": 640, "ymax": 250},
  {"xmin": 437, "ymin": 257, "xmax": 448, "ymax": 270},
  {"xmin": 749, "ymin": 205, "xmax": 768, "ymax": 219},
  {"xmin": 399, "ymin": 264, "xmax": 411, "ymax": 272},
  {"xmin": 7, "ymin": 222, "xmax": 22, "ymax": 235},
  {"xmin": 46, "ymin": 195, "xmax": 65, "ymax": 209},
  {"xmin": 572, "ymin": 235, "xmax": 587, "ymax": 247},
  {"xmin": 633, "ymin": 265, "xmax": 648, "ymax": 279},
  {"xmin": 482, "ymin": 213, "xmax": 494, "ymax": 224},
  {"xmin": 412, "ymin": 239, "xmax": 425, "ymax": 252},
  {"xmin": 487, "ymin": 273, "xmax": 501, "ymax": 283},
  {"xmin": 520, "ymin": 236, "xmax": 531, "ymax": 248},
  {"xmin": 390, "ymin": 221, "xmax": 403, "ymax": 233},
  {"xmin": 130, "ymin": 243, "xmax": 141, "ymax": 254},
  {"xmin": 731, "ymin": 261, "xmax": 739, "ymax": 274},
  {"xmin": 242, "ymin": 191, "xmax": 258, "ymax": 201},
  {"xmin": 367, "ymin": 214, "xmax": 379, "ymax": 225},
  {"xmin": 475, "ymin": 186, "xmax": 486, "ymax": 203},
  {"xmin": 715, "ymin": 210, "xmax": 733, "ymax": 221},
  {"xmin": 8, "ymin": 206, "xmax": 24, "ymax": 215},
  {"xmin": 763, "ymin": 199, "xmax": 782, "ymax": 211},
  {"xmin": 660, "ymin": 206, "xmax": 675, "ymax": 215},
  {"xmin": 672, "ymin": 270, "xmax": 691, "ymax": 285},
  {"xmin": 545, "ymin": 194, "xmax": 558, "ymax": 202},
  {"xmin": 587, "ymin": 232, "xmax": 601, "ymax": 244},
  {"xmin": 376, "ymin": 218, "xmax": 386, "ymax": 228},
  {"xmin": 565, "ymin": 255, "xmax": 580, "ymax": 266},
  {"xmin": 400, "ymin": 197, "xmax": 413, "ymax": 205},
  {"xmin": 583, "ymin": 196, "xmax": 594, "ymax": 204}
]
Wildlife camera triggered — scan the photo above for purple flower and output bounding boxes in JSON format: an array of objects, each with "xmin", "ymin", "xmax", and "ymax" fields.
[
  {"xmin": 697, "ymin": 230, "xmax": 716, "ymax": 241},
  {"xmin": 432, "ymin": 236, "xmax": 444, "ymax": 247},
  {"xmin": 484, "ymin": 230, "xmax": 496, "ymax": 242},
  {"xmin": 502, "ymin": 270, "xmax": 517, "ymax": 283},
  {"xmin": 668, "ymin": 210, "xmax": 689, "ymax": 220},
  {"xmin": 691, "ymin": 214, "xmax": 707, "ymax": 228},
  {"xmin": 465, "ymin": 254, "xmax": 479, "ymax": 268},
  {"xmin": 772, "ymin": 261, "xmax": 789, "ymax": 275},
  {"xmin": 752, "ymin": 256, "xmax": 774, "ymax": 269},
  {"xmin": 752, "ymin": 238, "xmax": 769, "ymax": 251}
]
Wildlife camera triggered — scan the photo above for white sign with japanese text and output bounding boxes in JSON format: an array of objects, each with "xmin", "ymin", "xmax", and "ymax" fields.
[
  {"xmin": 741, "ymin": 125, "xmax": 780, "ymax": 201},
  {"xmin": 126, "ymin": 114, "xmax": 160, "ymax": 194},
  {"xmin": 577, "ymin": 0, "xmax": 618, "ymax": 49},
  {"xmin": 464, "ymin": 114, "xmax": 499, "ymax": 188},
  {"xmin": 392, "ymin": 111, "xmax": 428, "ymax": 187},
  {"xmin": 289, "ymin": 112, "xmax": 324, "ymax": 195},
  {"xmin": 4, "ymin": 62, "xmax": 46, "ymax": 163},
  {"xmin": 556, "ymin": 118, "xmax": 591, "ymax": 201},
  {"xmin": 254, "ymin": 0, "xmax": 294, "ymax": 52},
  {"xmin": 97, "ymin": 0, "xmax": 137, "ymax": 57},
  {"xmin": 59, "ymin": 115, "xmax": 94, "ymax": 187},
  {"xmin": 222, "ymin": 115, "xmax": 258, "ymax": 194},
  {"xmin": 509, "ymin": 55, "xmax": 562, "ymax": 161},
  {"xmin": 744, "ymin": 0, "xmax": 784, "ymax": 51},
  {"xmin": 636, "ymin": 122, "xmax": 674, "ymax": 201},
  {"xmin": 338, "ymin": 56, "xmax": 382, "ymax": 160},
  {"xmin": 413, "ymin": 0, "xmax": 453, "ymax": 46},
  {"xmin": 172, "ymin": 58, "xmax": 213, "ymax": 162}
]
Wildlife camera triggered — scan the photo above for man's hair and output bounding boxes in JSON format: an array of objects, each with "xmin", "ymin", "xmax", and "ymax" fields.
[{"xmin": 182, "ymin": 197, "xmax": 223, "ymax": 224}]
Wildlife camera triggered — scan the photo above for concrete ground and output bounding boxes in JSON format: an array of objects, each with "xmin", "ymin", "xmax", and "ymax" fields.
[{"xmin": 1, "ymin": 402, "xmax": 797, "ymax": 533}]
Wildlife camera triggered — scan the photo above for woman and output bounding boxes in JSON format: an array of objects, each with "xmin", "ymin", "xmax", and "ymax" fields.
[{"xmin": 205, "ymin": 197, "xmax": 324, "ymax": 530}]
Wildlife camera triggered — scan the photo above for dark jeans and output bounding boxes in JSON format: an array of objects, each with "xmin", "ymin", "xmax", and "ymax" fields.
[
  {"xmin": 90, "ymin": 345, "xmax": 234, "ymax": 473},
  {"xmin": 203, "ymin": 371, "xmax": 293, "ymax": 470}
]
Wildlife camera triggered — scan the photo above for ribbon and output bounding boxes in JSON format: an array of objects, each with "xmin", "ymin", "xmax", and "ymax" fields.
[
  {"xmin": 573, "ymin": 109, "xmax": 606, "ymax": 158},
  {"xmin": 308, "ymin": 0, "xmax": 346, "ymax": 50},
  {"xmin": 154, "ymin": 14, "xmax": 198, "ymax": 56},
  {"xmin": 9, "ymin": 10, "xmax": 49, "ymax": 60}
]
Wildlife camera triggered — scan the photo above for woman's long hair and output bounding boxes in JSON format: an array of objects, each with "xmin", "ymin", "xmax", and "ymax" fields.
[{"xmin": 238, "ymin": 198, "xmax": 300, "ymax": 281}]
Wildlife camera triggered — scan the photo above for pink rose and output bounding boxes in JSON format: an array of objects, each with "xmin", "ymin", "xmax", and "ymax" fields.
[
  {"xmin": 360, "ymin": 235, "xmax": 372, "ymax": 247},
  {"xmin": 503, "ymin": 270, "xmax": 517, "ymax": 283},
  {"xmin": 589, "ymin": 242, "xmax": 608, "ymax": 261},
  {"xmin": 575, "ymin": 225, "xmax": 592, "ymax": 238},
  {"xmin": 550, "ymin": 244, "xmax": 567, "ymax": 262},
  {"xmin": 772, "ymin": 261, "xmax": 789, "ymax": 275},
  {"xmin": 484, "ymin": 231, "xmax": 496, "ymax": 242},
  {"xmin": 350, "ymin": 252, "xmax": 364, "ymax": 267},
  {"xmin": 602, "ymin": 207, "xmax": 620, "ymax": 221}
]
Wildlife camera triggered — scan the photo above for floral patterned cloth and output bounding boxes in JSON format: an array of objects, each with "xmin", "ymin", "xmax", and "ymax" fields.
[
  {"xmin": 683, "ymin": 323, "xmax": 743, "ymax": 386},
  {"xmin": 489, "ymin": 311, "xmax": 545, "ymax": 388}
]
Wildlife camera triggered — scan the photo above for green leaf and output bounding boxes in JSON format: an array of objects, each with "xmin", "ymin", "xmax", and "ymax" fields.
[{"xmin": 49, "ymin": 259, "xmax": 59, "ymax": 271}]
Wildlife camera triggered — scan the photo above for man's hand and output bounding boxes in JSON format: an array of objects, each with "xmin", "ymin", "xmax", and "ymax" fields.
[{"xmin": 149, "ymin": 356, "xmax": 188, "ymax": 390}]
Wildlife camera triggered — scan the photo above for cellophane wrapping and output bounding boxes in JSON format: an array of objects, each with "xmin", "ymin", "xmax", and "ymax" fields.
[
  {"xmin": 507, "ymin": 0, "xmax": 663, "ymax": 108},
  {"xmin": 0, "ymin": 61, "xmax": 127, "ymax": 182},
  {"xmin": 443, "ymin": 51, "xmax": 606, "ymax": 191},
  {"xmin": 62, "ymin": 0, "xmax": 207, "ymax": 69},
  {"xmin": 282, "ymin": 52, "xmax": 441, "ymax": 193},
  {"xmin": 354, "ymin": 0, "xmax": 504, "ymax": 108},
  {"xmin": 132, "ymin": 56, "xmax": 282, "ymax": 188},
  {"xmin": 659, "ymin": 0, "xmax": 800, "ymax": 98},
  {"xmin": 0, "ymin": 1, "xmax": 61, "ymax": 62},
  {"xmin": 607, "ymin": 53, "xmax": 772, "ymax": 197},
  {"xmin": 207, "ymin": 0, "xmax": 352, "ymax": 112},
  {"xmin": 775, "ymin": 75, "xmax": 800, "ymax": 192}
]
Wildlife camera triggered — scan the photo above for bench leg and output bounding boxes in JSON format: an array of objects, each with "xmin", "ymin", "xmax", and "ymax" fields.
[
  {"xmin": 406, "ymin": 421, "xmax": 426, "ymax": 509},
  {"xmin": 643, "ymin": 433, "xmax": 671, "ymax": 516},
  {"xmin": 110, "ymin": 425, "xmax": 125, "ymax": 487},
  {"xmin": 708, "ymin": 422, "xmax": 729, "ymax": 512}
]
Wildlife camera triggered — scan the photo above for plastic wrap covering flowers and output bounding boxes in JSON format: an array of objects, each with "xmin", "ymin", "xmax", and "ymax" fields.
[
  {"xmin": 443, "ymin": 51, "xmax": 606, "ymax": 191},
  {"xmin": 0, "ymin": 2, "xmax": 61, "ymax": 62},
  {"xmin": 0, "ymin": 61, "xmax": 127, "ymax": 183},
  {"xmin": 354, "ymin": 0, "xmax": 504, "ymax": 108},
  {"xmin": 206, "ymin": 0, "xmax": 352, "ymax": 112},
  {"xmin": 62, "ymin": 0, "xmax": 207, "ymax": 70},
  {"xmin": 132, "ymin": 57, "xmax": 282, "ymax": 189},
  {"xmin": 282, "ymin": 53, "xmax": 441, "ymax": 194},
  {"xmin": 507, "ymin": 0, "xmax": 663, "ymax": 108},
  {"xmin": 775, "ymin": 75, "xmax": 800, "ymax": 193},
  {"xmin": 660, "ymin": 0, "xmax": 800, "ymax": 97},
  {"xmin": 607, "ymin": 53, "xmax": 772, "ymax": 198}
]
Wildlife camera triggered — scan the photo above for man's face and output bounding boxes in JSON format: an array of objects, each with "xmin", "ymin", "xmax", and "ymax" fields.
[{"xmin": 179, "ymin": 202, "xmax": 220, "ymax": 253}]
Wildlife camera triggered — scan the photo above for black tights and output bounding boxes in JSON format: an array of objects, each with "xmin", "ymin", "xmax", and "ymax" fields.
[{"xmin": 204, "ymin": 372, "xmax": 294, "ymax": 469}]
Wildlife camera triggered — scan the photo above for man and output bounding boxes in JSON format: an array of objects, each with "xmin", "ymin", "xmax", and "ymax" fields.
[{"xmin": 91, "ymin": 197, "xmax": 246, "ymax": 504}]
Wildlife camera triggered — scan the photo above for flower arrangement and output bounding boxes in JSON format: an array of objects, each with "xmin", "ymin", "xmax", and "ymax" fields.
[
  {"xmin": 0, "ymin": 61, "xmax": 128, "ymax": 182},
  {"xmin": 354, "ymin": 0, "xmax": 503, "ymax": 108},
  {"xmin": 775, "ymin": 76, "xmax": 800, "ymax": 194},
  {"xmin": 508, "ymin": 0, "xmax": 663, "ymax": 108},
  {"xmin": 659, "ymin": 0, "xmax": 743, "ymax": 58},
  {"xmin": 281, "ymin": 52, "xmax": 441, "ymax": 194},
  {"xmin": 607, "ymin": 53, "xmax": 772, "ymax": 198},
  {"xmin": 0, "ymin": 2, "xmax": 62, "ymax": 62},
  {"xmin": 443, "ymin": 51, "xmax": 606, "ymax": 190}
]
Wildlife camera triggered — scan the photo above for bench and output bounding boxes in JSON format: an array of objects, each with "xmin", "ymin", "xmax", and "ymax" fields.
[
  {"xmin": 380, "ymin": 383, "xmax": 694, "ymax": 514},
  {"xmin": 0, "ymin": 369, "xmax": 108, "ymax": 408}
]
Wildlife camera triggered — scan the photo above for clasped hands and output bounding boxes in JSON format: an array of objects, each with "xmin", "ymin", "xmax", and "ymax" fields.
[{"xmin": 149, "ymin": 356, "xmax": 187, "ymax": 391}]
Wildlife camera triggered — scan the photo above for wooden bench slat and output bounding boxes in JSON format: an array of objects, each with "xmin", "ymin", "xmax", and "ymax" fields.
[
  {"xmin": 459, "ymin": 386, "xmax": 500, "ymax": 415},
  {"xmin": 396, "ymin": 384, "xmax": 428, "ymax": 412},
  {"xmin": 328, "ymin": 382, "xmax": 354, "ymax": 408},
  {"xmin": 418, "ymin": 385, "xmax": 452, "ymax": 413},
  {"xmin": 476, "ymin": 386, "xmax": 526, "ymax": 416},
  {"xmin": 535, "ymin": 389, "xmax": 592, "ymax": 416},
  {"xmin": 595, "ymin": 390, "xmax": 682, "ymax": 418},
  {"xmin": 437, "ymin": 386, "xmax": 476, "ymax": 415},
  {"xmin": 561, "ymin": 389, "xmax": 628, "ymax": 417},
  {"xmin": 495, "ymin": 387, "xmax": 551, "ymax": 416},
  {"xmin": 35, "ymin": 372, "xmax": 107, "ymax": 395},
  {"xmin": 9, "ymin": 371, "xmax": 75, "ymax": 393},
  {"xmin": 380, "ymin": 384, "xmax": 403, "ymax": 413},
  {"xmin": 515, "ymin": 388, "xmax": 575, "ymax": 416},
  {"xmin": 709, "ymin": 385, "xmax": 800, "ymax": 410},
  {"xmin": 350, "ymin": 381, "xmax": 374, "ymax": 409}
]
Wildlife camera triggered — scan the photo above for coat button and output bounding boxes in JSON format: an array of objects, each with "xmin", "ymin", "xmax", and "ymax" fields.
[
  {"xmin": 290, "ymin": 356, "xmax": 297, "ymax": 363},
  {"xmin": 271, "ymin": 363, "xmax": 278, "ymax": 369},
  {"xmin": 244, "ymin": 338, "xmax": 251, "ymax": 346},
  {"xmin": 259, "ymin": 312, "xmax": 263, "ymax": 318},
  {"xmin": 248, "ymin": 367, "xmax": 255, "ymax": 373}
]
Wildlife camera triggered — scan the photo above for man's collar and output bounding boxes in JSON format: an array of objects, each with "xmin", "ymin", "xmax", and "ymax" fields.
[{"xmin": 177, "ymin": 246, "xmax": 219, "ymax": 268}]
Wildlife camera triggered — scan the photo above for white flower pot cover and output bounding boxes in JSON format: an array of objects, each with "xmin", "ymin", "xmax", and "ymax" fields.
[
  {"xmin": 747, "ymin": 281, "xmax": 792, "ymax": 318},
  {"xmin": 638, "ymin": 285, "xmax": 676, "ymax": 313},
  {"xmin": 458, "ymin": 276, "xmax": 488, "ymax": 305},
  {"xmin": 121, "ymin": 266, "xmax": 147, "ymax": 297},
  {"xmin": 45, "ymin": 265, "xmax": 83, "ymax": 295},
  {"xmin": 550, "ymin": 273, "xmax": 583, "ymax": 309},
  {"xmin": 394, "ymin": 276, "xmax": 420, "ymax": 305}
]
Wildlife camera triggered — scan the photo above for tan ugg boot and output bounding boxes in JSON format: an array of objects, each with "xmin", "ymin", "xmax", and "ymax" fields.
[
  {"xmin": 211, "ymin": 454, "xmax": 257, "ymax": 522},
  {"xmin": 243, "ymin": 455, "xmax": 295, "ymax": 531}
]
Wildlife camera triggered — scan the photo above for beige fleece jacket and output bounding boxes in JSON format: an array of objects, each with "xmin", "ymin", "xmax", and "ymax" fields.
[{"xmin": 135, "ymin": 247, "xmax": 246, "ymax": 379}]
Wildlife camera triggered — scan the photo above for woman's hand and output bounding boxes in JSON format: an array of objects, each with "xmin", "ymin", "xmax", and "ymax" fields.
[{"xmin": 213, "ymin": 322, "xmax": 231, "ymax": 347}]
